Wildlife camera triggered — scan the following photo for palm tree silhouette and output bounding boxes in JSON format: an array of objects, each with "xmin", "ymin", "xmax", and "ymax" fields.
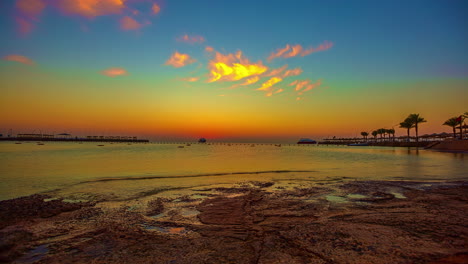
[
  {"xmin": 399, "ymin": 120, "xmax": 414, "ymax": 142},
  {"xmin": 443, "ymin": 117, "xmax": 460, "ymax": 139},
  {"xmin": 387, "ymin": 128, "xmax": 395, "ymax": 142},
  {"xmin": 371, "ymin": 130, "xmax": 378, "ymax": 142},
  {"xmin": 361, "ymin": 132, "xmax": 369, "ymax": 141},
  {"xmin": 406, "ymin": 114, "xmax": 427, "ymax": 143}
]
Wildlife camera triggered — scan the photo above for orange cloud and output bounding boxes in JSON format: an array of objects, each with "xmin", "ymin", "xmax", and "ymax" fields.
[
  {"xmin": 17, "ymin": 0, "xmax": 46, "ymax": 16},
  {"xmin": 3, "ymin": 54, "xmax": 35, "ymax": 65},
  {"xmin": 181, "ymin": 77, "xmax": 199, "ymax": 82},
  {"xmin": 120, "ymin": 16, "xmax": 141, "ymax": 30},
  {"xmin": 283, "ymin": 67, "xmax": 303, "ymax": 78},
  {"xmin": 177, "ymin": 34, "xmax": 205, "ymax": 44},
  {"xmin": 208, "ymin": 50, "xmax": 268, "ymax": 82},
  {"xmin": 152, "ymin": 3, "xmax": 160, "ymax": 14},
  {"xmin": 289, "ymin": 79, "xmax": 322, "ymax": 92},
  {"xmin": 57, "ymin": 0, "xmax": 126, "ymax": 18},
  {"xmin": 274, "ymin": 88, "xmax": 284, "ymax": 94},
  {"xmin": 205, "ymin": 46, "xmax": 214, "ymax": 52},
  {"xmin": 268, "ymin": 41, "xmax": 333, "ymax": 61},
  {"xmin": 266, "ymin": 65, "xmax": 287, "ymax": 77},
  {"xmin": 301, "ymin": 41, "xmax": 334, "ymax": 56},
  {"xmin": 165, "ymin": 51, "xmax": 196, "ymax": 68},
  {"xmin": 241, "ymin": 76, "xmax": 260, "ymax": 86},
  {"xmin": 100, "ymin": 67, "xmax": 128, "ymax": 77},
  {"xmin": 257, "ymin": 77, "xmax": 282, "ymax": 91},
  {"xmin": 267, "ymin": 45, "xmax": 290, "ymax": 61}
]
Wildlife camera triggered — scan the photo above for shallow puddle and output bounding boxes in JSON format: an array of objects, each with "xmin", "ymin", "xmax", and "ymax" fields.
[
  {"xmin": 181, "ymin": 209, "xmax": 200, "ymax": 217},
  {"xmin": 142, "ymin": 224, "xmax": 187, "ymax": 234}
]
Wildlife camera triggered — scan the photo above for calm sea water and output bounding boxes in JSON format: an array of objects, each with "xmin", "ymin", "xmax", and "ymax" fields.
[{"xmin": 0, "ymin": 142, "xmax": 466, "ymax": 201}]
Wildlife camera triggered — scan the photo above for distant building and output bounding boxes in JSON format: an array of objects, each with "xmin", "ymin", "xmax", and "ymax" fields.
[
  {"xmin": 297, "ymin": 138, "xmax": 317, "ymax": 144},
  {"xmin": 198, "ymin": 138, "xmax": 207, "ymax": 143}
]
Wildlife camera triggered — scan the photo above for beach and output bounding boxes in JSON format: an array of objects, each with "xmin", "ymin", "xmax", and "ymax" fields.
[
  {"xmin": 1, "ymin": 143, "xmax": 467, "ymax": 263},
  {"xmin": 1, "ymin": 179, "xmax": 467, "ymax": 264}
]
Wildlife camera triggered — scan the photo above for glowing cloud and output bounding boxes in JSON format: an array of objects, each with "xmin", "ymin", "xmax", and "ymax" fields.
[
  {"xmin": 177, "ymin": 34, "xmax": 205, "ymax": 44},
  {"xmin": 301, "ymin": 41, "xmax": 334, "ymax": 56},
  {"xmin": 266, "ymin": 65, "xmax": 287, "ymax": 77},
  {"xmin": 274, "ymin": 88, "xmax": 284, "ymax": 94},
  {"xmin": 17, "ymin": 0, "xmax": 46, "ymax": 16},
  {"xmin": 208, "ymin": 50, "xmax": 268, "ymax": 82},
  {"xmin": 268, "ymin": 41, "xmax": 333, "ymax": 61},
  {"xmin": 3, "ymin": 54, "xmax": 35, "ymax": 65},
  {"xmin": 289, "ymin": 79, "xmax": 322, "ymax": 92},
  {"xmin": 283, "ymin": 67, "xmax": 303, "ymax": 78},
  {"xmin": 257, "ymin": 77, "xmax": 282, "ymax": 91},
  {"xmin": 241, "ymin": 76, "xmax": 260, "ymax": 86},
  {"xmin": 100, "ymin": 67, "xmax": 128, "ymax": 77},
  {"xmin": 120, "ymin": 16, "xmax": 141, "ymax": 30},
  {"xmin": 56, "ymin": 0, "xmax": 126, "ymax": 18},
  {"xmin": 151, "ymin": 3, "xmax": 160, "ymax": 14},
  {"xmin": 205, "ymin": 46, "xmax": 214, "ymax": 52},
  {"xmin": 165, "ymin": 51, "xmax": 196, "ymax": 68}
]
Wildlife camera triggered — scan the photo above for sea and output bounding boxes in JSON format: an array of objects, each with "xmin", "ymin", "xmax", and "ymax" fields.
[{"xmin": 0, "ymin": 141, "xmax": 466, "ymax": 201}]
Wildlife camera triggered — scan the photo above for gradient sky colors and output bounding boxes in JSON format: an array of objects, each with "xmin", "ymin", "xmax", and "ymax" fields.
[{"xmin": 1, "ymin": 0, "xmax": 467, "ymax": 142}]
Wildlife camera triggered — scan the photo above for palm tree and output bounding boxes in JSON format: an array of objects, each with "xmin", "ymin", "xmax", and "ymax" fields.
[
  {"xmin": 399, "ymin": 120, "xmax": 414, "ymax": 142},
  {"xmin": 406, "ymin": 114, "xmax": 427, "ymax": 143},
  {"xmin": 443, "ymin": 117, "xmax": 460, "ymax": 138},
  {"xmin": 387, "ymin": 128, "xmax": 395, "ymax": 141},
  {"xmin": 360, "ymin": 132, "xmax": 369, "ymax": 141},
  {"xmin": 371, "ymin": 130, "xmax": 378, "ymax": 141}
]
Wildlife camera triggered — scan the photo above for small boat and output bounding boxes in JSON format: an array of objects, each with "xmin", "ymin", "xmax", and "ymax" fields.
[
  {"xmin": 97, "ymin": 145, "xmax": 104, "ymax": 147},
  {"xmin": 297, "ymin": 138, "xmax": 317, "ymax": 144},
  {"xmin": 348, "ymin": 142, "xmax": 370, "ymax": 146}
]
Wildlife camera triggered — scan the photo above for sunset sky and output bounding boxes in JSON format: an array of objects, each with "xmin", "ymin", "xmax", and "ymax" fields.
[{"xmin": 1, "ymin": 0, "xmax": 467, "ymax": 142}]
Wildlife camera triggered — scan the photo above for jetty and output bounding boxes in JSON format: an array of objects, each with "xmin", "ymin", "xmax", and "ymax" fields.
[{"xmin": 0, "ymin": 133, "xmax": 148, "ymax": 143}]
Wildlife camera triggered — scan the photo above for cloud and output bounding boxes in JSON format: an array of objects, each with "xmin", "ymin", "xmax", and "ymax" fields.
[
  {"xmin": 265, "ymin": 65, "xmax": 287, "ymax": 77},
  {"xmin": 274, "ymin": 88, "xmax": 284, "ymax": 94},
  {"xmin": 208, "ymin": 50, "xmax": 268, "ymax": 82},
  {"xmin": 16, "ymin": 0, "xmax": 46, "ymax": 17},
  {"xmin": 289, "ymin": 79, "xmax": 322, "ymax": 93},
  {"xmin": 3, "ymin": 54, "xmax": 35, "ymax": 65},
  {"xmin": 100, "ymin": 67, "xmax": 128, "ymax": 77},
  {"xmin": 177, "ymin": 34, "xmax": 205, "ymax": 44},
  {"xmin": 241, "ymin": 76, "xmax": 260, "ymax": 86},
  {"xmin": 205, "ymin": 46, "xmax": 214, "ymax": 52},
  {"xmin": 268, "ymin": 41, "xmax": 333, "ymax": 61},
  {"xmin": 152, "ymin": 3, "xmax": 160, "ymax": 14},
  {"xmin": 120, "ymin": 16, "xmax": 141, "ymax": 30},
  {"xmin": 165, "ymin": 51, "xmax": 196, "ymax": 68},
  {"xmin": 56, "ymin": 0, "xmax": 126, "ymax": 18},
  {"xmin": 257, "ymin": 77, "xmax": 282, "ymax": 91},
  {"xmin": 181, "ymin": 77, "xmax": 199, "ymax": 82},
  {"xmin": 16, "ymin": 17, "xmax": 34, "ymax": 35},
  {"xmin": 301, "ymin": 41, "xmax": 334, "ymax": 56},
  {"xmin": 283, "ymin": 67, "xmax": 303, "ymax": 78}
]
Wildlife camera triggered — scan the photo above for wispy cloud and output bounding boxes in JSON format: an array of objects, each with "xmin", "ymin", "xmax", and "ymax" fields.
[
  {"xmin": 166, "ymin": 51, "xmax": 196, "ymax": 68},
  {"xmin": 283, "ymin": 67, "xmax": 303, "ymax": 78},
  {"xmin": 100, "ymin": 67, "xmax": 128, "ymax": 77},
  {"xmin": 177, "ymin": 34, "xmax": 205, "ymax": 44},
  {"xmin": 56, "ymin": 0, "xmax": 126, "ymax": 18},
  {"xmin": 257, "ymin": 77, "xmax": 282, "ymax": 91},
  {"xmin": 120, "ymin": 16, "xmax": 142, "ymax": 31},
  {"xmin": 208, "ymin": 50, "xmax": 268, "ymax": 82},
  {"xmin": 15, "ymin": 17, "xmax": 34, "ymax": 35},
  {"xmin": 265, "ymin": 65, "xmax": 287, "ymax": 77},
  {"xmin": 289, "ymin": 79, "xmax": 322, "ymax": 93},
  {"xmin": 16, "ymin": 0, "xmax": 46, "ymax": 17},
  {"xmin": 205, "ymin": 46, "xmax": 214, "ymax": 52},
  {"xmin": 3, "ymin": 54, "xmax": 35, "ymax": 65},
  {"xmin": 151, "ymin": 3, "xmax": 160, "ymax": 14},
  {"xmin": 241, "ymin": 76, "xmax": 260, "ymax": 86},
  {"xmin": 268, "ymin": 41, "xmax": 333, "ymax": 61},
  {"xmin": 181, "ymin": 77, "xmax": 200, "ymax": 82}
]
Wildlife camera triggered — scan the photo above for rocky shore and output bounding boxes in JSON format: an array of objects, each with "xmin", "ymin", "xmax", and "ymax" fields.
[{"xmin": 1, "ymin": 180, "xmax": 467, "ymax": 264}]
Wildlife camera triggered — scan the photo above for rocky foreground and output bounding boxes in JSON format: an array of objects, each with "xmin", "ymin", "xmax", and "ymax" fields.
[{"xmin": 1, "ymin": 181, "xmax": 467, "ymax": 264}]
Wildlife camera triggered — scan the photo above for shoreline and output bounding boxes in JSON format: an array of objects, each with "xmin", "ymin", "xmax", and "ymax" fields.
[{"xmin": 1, "ymin": 179, "xmax": 467, "ymax": 263}]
